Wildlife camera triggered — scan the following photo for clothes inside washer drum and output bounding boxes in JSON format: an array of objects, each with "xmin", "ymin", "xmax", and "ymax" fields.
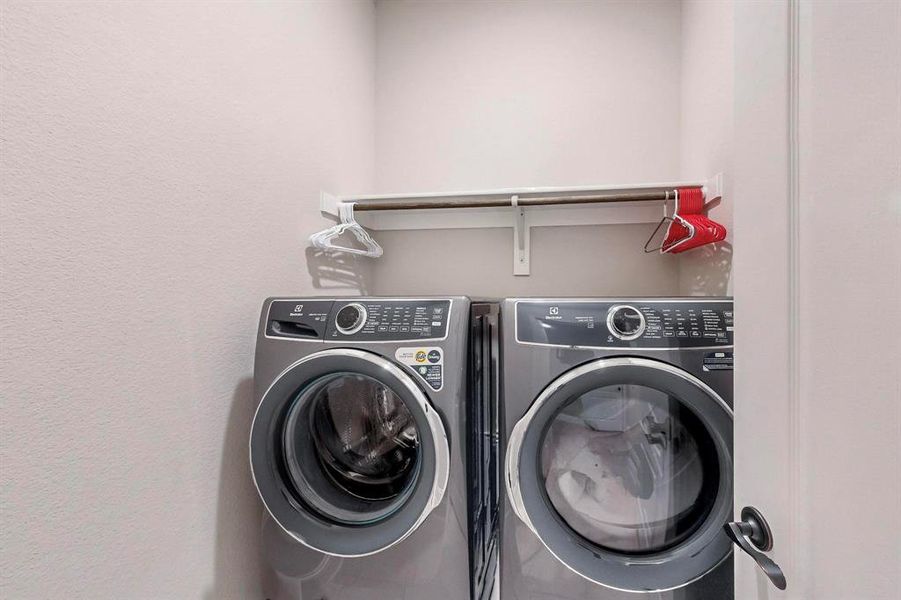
[
  {"xmin": 541, "ymin": 390, "xmax": 707, "ymax": 553},
  {"xmin": 310, "ymin": 375, "xmax": 420, "ymax": 500}
]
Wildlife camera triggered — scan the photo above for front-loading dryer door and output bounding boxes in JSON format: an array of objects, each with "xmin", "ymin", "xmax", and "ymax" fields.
[
  {"xmin": 250, "ymin": 348, "xmax": 449, "ymax": 558},
  {"xmin": 505, "ymin": 357, "xmax": 733, "ymax": 593}
]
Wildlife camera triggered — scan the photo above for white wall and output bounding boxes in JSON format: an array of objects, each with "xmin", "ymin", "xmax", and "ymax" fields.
[
  {"xmin": 370, "ymin": 0, "xmax": 684, "ymax": 297},
  {"xmin": 0, "ymin": 2, "xmax": 375, "ymax": 598},
  {"xmin": 678, "ymin": 0, "xmax": 733, "ymax": 296},
  {"xmin": 795, "ymin": 2, "xmax": 900, "ymax": 596}
]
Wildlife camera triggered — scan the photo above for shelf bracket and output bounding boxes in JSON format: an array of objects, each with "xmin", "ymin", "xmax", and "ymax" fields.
[
  {"xmin": 512, "ymin": 195, "xmax": 531, "ymax": 276},
  {"xmin": 320, "ymin": 191, "xmax": 340, "ymax": 218},
  {"xmin": 703, "ymin": 172, "xmax": 725, "ymax": 209}
]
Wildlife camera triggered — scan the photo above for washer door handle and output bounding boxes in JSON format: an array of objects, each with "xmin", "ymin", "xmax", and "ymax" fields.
[{"xmin": 724, "ymin": 506, "xmax": 787, "ymax": 591}]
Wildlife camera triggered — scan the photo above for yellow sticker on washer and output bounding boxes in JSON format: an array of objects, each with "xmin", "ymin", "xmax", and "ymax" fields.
[{"xmin": 395, "ymin": 347, "xmax": 443, "ymax": 391}]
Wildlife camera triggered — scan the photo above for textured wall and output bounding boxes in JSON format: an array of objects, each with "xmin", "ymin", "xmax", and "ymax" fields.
[
  {"xmin": 795, "ymin": 2, "xmax": 900, "ymax": 596},
  {"xmin": 677, "ymin": 0, "xmax": 733, "ymax": 296},
  {"xmin": 0, "ymin": 2, "xmax": 375, "ymax": 598},
  {"xmin": 370, "ymin": 0, "xmax": 683, "ymax": 297}
]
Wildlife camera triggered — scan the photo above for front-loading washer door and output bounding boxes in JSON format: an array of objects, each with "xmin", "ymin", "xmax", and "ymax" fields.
[
  {"xmin": 505, "ymin": 356, "xmax": 733, "ymax": 593},
  {"xmin": 250, "ymin": 348, "xmax": 449, "ymax": 558}
]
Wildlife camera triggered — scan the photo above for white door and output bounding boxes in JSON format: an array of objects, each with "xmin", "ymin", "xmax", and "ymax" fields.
[{"xmin": 732, "ymin": 1, "xmax": 900, "ymax": 598}]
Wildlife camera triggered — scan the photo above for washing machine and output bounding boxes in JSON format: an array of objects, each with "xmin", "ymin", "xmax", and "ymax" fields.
[
  {"xmin": 500, "ymin": 298, "xmax": 734, "ymax": 599},
  {"xmin": 250, "ymin": 296, "xmax": 497, "ymax": 600}
]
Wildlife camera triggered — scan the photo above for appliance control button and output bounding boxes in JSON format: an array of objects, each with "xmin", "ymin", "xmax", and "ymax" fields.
[
  {"xmin": 335, "ymin": 303, "xmax": 367, "ymax": 335},
  {"xmin": 606, "ymin": 305, "xmax": 646, "ymax": 341}
]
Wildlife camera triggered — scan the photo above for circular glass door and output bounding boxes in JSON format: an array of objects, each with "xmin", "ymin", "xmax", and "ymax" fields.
[
  {"xmin": 506, "ymin": 357, "xmax": 732, "ymax": 592},
  {"xmin": 251, "ymin": 349, "xmax": 449, "ymax": 558},
  {"xmin": 541, "ymin": 383, "xmax": 720, "ymax": 555},
  {"xmin": 283, "ymin": 372, "xmax": 422, "ymax": 524}
]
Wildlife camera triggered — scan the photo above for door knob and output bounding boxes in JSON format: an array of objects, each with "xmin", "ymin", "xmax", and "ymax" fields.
[{"xmin": 724, "ymin": 506, "xmax": 787, "ymax": 591}]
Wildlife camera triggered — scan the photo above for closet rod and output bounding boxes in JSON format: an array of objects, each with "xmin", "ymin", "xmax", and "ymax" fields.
[{"xmin": 351, "ymin": 188, "xmax": 699, "ymax": 212}]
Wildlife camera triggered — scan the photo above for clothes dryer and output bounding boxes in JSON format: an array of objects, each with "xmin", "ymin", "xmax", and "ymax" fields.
[{"xmin": 500, "ymin": 298, "xmax": 734, "ymax": 599}]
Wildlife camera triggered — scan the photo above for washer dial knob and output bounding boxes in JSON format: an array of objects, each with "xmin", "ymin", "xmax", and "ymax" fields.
[
  {"xmin": 335, "ymin": 303, "xmax": 367, "ymax": 335},
  {"xmin": 607, "ymin": 305, "xmax": 646, "ymax": 340}
]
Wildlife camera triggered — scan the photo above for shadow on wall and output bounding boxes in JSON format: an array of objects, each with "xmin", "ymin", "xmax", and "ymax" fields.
[
  {"xmin": 204, "ymin": 378, "xmax": 264, "ymax": 600},
  {"xmin": 260, "ymin": 512, "xmax": 344, "ymax": 600},
  {"xmin": 679, "ymin": 242, "xmax": 733, "ymax": 296},
  {"xmin": 305, "ymin": 247, "xmax": 371, "ymax": 295}
]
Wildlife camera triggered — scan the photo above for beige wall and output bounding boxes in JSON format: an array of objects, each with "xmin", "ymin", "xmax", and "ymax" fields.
[
  {"xmin": 796, "ymin": 1, "xmax": 900, "ymax": 596},
  {"xmin": 677, "ymin": 0, "xmax": 733, "ymax": 296},
  {"xmin": 370, "ymin": 224, "xmax": 681, "ymax": 298},
  {"xmin": 0, "ymin": 2, "xmax": 374, "ymax": 598},
  {"xmin": 370, "ymin": 0, "xmax": 684, "ymax": 297}
]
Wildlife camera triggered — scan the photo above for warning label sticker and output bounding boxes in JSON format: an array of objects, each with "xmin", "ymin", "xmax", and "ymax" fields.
[
  {"xmin": 395, "ymin": 346, "xmax": 443, "ymax": 391},
  {"xmin": 703, "ymin": 351, "xmax": 734, "ymax": 371}
]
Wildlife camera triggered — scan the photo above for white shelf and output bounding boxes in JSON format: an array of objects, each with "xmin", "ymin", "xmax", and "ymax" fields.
[{"xmin": 318, "ymin": 174, "xmax": 724, "ymax": 275}]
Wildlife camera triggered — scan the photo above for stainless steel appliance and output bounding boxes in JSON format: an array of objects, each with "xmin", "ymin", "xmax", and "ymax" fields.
[
  {"xmin": 251, "ymin": 297, "xmax": 496, "ymax": 600},
  {"xmin": 500, "ymin": 298, "xmax": 734, "ymax": 599}
]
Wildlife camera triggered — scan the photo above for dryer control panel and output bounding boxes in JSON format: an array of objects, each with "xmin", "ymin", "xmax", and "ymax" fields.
[
  {"xmin": 516, "ymin": 300, "xmax": 733, "ymax": 348},
  {"xmin": 266, "ymin": 299, "xmax": 452, "ymax": 342}
]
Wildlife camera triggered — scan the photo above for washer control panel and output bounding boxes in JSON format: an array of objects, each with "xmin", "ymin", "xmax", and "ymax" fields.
[
  {"xmin": 266, "ymin": 299, "xmax": 452, "ymax": 341},
  {"xmin": 516, "ymin": 300, "xmax": 733, "ymax": 348},
  {"xmin": 327, "ymin": 299, "xmax": 451, "ymax": 341}
]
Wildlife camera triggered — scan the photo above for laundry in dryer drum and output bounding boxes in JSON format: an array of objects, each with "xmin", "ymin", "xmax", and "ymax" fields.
[{"xmin": 542, "ymin": 386, "xmax": 705, "ymax": 553}]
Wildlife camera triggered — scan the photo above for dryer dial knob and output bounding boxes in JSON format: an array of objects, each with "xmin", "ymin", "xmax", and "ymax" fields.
[
  {"xmin": 335, "ymin": 303, "xmax": 367, "ymax": 335},
  {"xmin": 607, "ymin": 305, "xmax": 646, "ymax": 341}
]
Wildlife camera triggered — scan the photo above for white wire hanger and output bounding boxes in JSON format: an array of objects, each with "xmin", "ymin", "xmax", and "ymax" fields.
[
  {"xmin": 643, "ymin": 190, "xmax": 693, "ymax": 253},
  {"xmin": 309, "ymin": 201, "xmax": 383, "ymax": 257},
  {"xmin": 660, "ymin": 189, "xmax": 696, "ymax": 254}
]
